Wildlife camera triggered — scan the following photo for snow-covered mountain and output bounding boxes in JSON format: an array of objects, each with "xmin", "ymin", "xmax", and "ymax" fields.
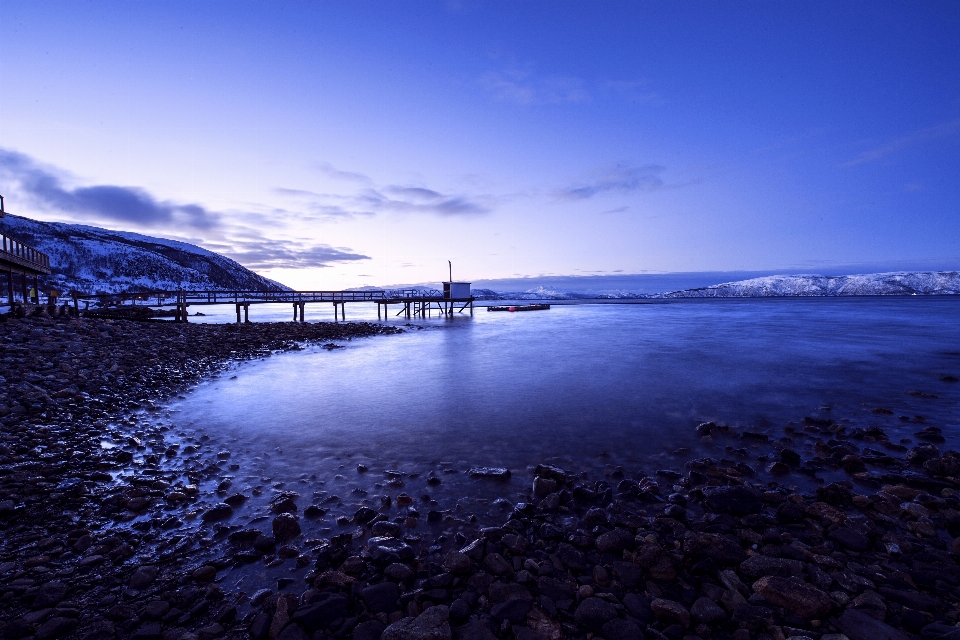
[
  {"xmin": 658, "ymin": 271, "xmax": 960, "ymax": 298},
  {"xmin": 0, "ymin": 214, "xmax": 289, "ymax": 294}
]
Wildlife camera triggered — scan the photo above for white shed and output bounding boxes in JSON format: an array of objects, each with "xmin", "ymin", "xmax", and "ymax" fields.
[{"xmin": 443, "ymin": 282, "xmax": 471, "ymax": 299}]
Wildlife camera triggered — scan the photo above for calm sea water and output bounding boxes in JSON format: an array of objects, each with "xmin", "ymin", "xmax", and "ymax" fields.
[{"xmin": 168, "ymin": 297, "xmax": 960, "ymax": 509}]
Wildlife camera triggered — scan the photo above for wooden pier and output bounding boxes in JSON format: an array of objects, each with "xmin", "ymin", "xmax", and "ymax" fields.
[
  {"xmin": 69, "ymin": 288, "xmax": 475, "ymax": 323},
  {"xmin": 1, "ymin": 231, "xmax": 52, "ymax": 307}
]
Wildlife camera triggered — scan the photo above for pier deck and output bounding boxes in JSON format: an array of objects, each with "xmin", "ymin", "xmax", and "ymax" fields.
[{"xmin": 70, "ymin": 289, "xmax": 475, "ymax": 322}]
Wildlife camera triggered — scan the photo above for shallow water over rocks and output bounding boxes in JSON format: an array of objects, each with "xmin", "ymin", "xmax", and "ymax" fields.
[{"xmin": 172, "ymin": 297, "xmax": 960, "ymax": 524}]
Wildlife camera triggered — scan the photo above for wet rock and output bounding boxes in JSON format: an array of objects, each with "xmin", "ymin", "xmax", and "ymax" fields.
[
  {"xmin": 34, "ymin": 617, "xmax": 78, "ymax": 640},
  {"xmin": 384, "ymin": 563, "xmax": 414, "ymax": 584},
  {"xmin": 382, "ymin": 604, "xmax": 451, "ymax": 640},
  {"xmin": 130, "ymin": 622, "xmax": 163, "ymax": 640},
  {"xmin": 483, "ymin": 553, "xmax": 513, "ymax": 576},
  {"xmin": 690, "ymin": 596, "xmax": 726, "ymax": 624},
  {"xmin": 601, "ymin": 619, "xmax": 642, "ymax": 640},
  {"xmin": 129, "ymin": 565, "xmax": 158, "ymax": 590},
  {"xmin": 702, "ymin": 485, "xmax": 763, "ymax": 515},
  {"xmin": 851, "ymin": 590, "xmax": 887, "ymax": 620},
  {"xmin": 836, "ymin": 609, "xmax": 909, "ymax": 640},
  {"xmin": 192, "ymin": 565, "xmax": 216, "ymax": 582},
  {"xmin": 200, "ymin": 503, "xmax": 233, "ymax": 521},
  {"xmin": 574, "ymin": 598, "xmax": 617, "ymax": 632},
  {"xmin": 291, "ymin": 594, "xmax": 348, "ymax": 631},
  {"xmin": 354, "ymin": 620, "xmax": 386, "ymax": 640},
  {"xmin": 490, "ymin": 599, "xmax": 532, "ymax": 623},
  {"xmin": 683, "ymin": 532, "xmax": 747, "ymax": 566},
  {"xmin": 360, "ymin": 582, "xmax": 400, "ymax": 613},
  {"xmin": 828, "ymin": 526, "xmax": 872, "ymax": 552},
  {"xmin": 595, "ymin": 528, "xmax": 635, "ymax": 554},
  {"xmin": 532, "ymin": 476, "xmax": 557, "ymax": 498},
  {"xmin": 442, "ymin": 551, "xmax": 472, "ymax": 574},
  {"xmin": 752, "ymin": 576, "xmax": 832, "ymax": 619},
  {"xmin": 275, "ymin": 624, "xmax": 308, "ymax": 640},
  {"xmin": 272, "ymin": 514, "xmax": 301, "ymax": 542},
  {"xmin": 452, "ymin": 620, "xmax": 497, "ymax": 640},
  {"xmin": 467, "ymin": 467, "xmax": 510, "ymax": 480},
  {"xmin": 739, "ymin": 555, "xmax": 804, "ymax": 579},
  {"xmin": 142, "ymin": 600, "xmax": 170, "ymax": 619},
  {"xmin": 650, "ymin": 598, "xmax": 690, "ymax": 628},
  {"xmin": 32, "ymin": 581, "xmax": 68, "ymax": 609}
]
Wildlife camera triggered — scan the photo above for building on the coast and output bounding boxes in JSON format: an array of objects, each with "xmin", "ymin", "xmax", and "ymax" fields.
[
  {"xmin": 0, "ymin": 196, "xmax": 52, "ymax": 306},
  {"xmin": 443, "ymin": 281, "xmax": 471, "ymax": 299}
]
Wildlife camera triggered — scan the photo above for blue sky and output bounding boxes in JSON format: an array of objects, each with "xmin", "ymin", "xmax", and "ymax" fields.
[{"xmin": 1, "ymin": 1, "xmax": 958, "ymax": 289}]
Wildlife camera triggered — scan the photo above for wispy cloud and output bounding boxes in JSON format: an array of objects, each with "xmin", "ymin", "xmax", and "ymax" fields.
[
  {"xmin": 276, "ymin": 166, "xmax": 494, "ymax": 220},
  {"xmin": 211, "ymin": 239, "xmax": 370, "ymax": 270},
  {"xmin": 0, "ymin": 148, "xmax": 372, "ymax": 271},
  {"xmin": 842, "ymin": 119, "xmax": 960, "ymax": 167},
  {"xmin": 479, "ymin": 69, "xmax": 590, "ymax": 105},
  {"xmin": 555, "ymin": 164, "xmax": 666, "ymax": 200},
  {"xmin": 315, "ymin": 162, "xmax": 372, "ymax": 185},
  {"xmin": 0, "ymin": 148, "xmax": 220, "ymax": 230}
]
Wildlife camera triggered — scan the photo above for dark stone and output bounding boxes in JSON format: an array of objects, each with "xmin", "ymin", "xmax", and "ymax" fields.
[
  {"xmin": 276, "ymin": 624, "xmax": 309, "ymax": 640},
  {"xmin": 702, "ymin": 486, "xmax": 762, "ymax": 515},
  {"xmin": 738, "ymin": 555, "xmax": 804, "ymax": 579},
  {"xmin": 129, "ymin": 565, "xmax": 158, "ymax": 590},
  {"xmin": 254, "ymin": 534, "xmax": 277, "ymax": 553},
  {"xmin": 250, "ymin": 612, "xmax": 272, "ymax": 640},
  {"xmin": 612, "ymin": 561, "xmax": 642, "ymax": 588},
  {"xmin": 877, "ymin": 587, "xmax": 942, "ymax": 611},
  {"xmin": 536, "ymin": 576, "xmax": 575, "ymax": 602},
  {"xmin": 555, "ymin": 543, "xmax": 585, "ymax": 571},
  {"xmin": 776, "ymin": 501, "xmax": 806, "ymax": 523},
  {"xmin": 601, "ymin": 618, "xmax": 643, "ymax": 640},
  {"xmin": 272, "ymin": 514, "xmax": 301, "ymax": 542},
  {"xmin": 35, "ymin": 617, "xmax": 79, "ymax": 640},
  {"xmin": 752, "ymin": 576, "xmax": 832, "ymax": 619},
  {"xmin": 490, "ymin": 599, "xmax": 532, "ymax": 623},
  {"xmin": 829, "ymin": 527, "xmax": 871, "ymax": 552},
  {"xmin": 595, "ymin": 528, "xmax": 635, "ymax": 554},
  {"xmin": 449, "ymin": 599, "xmax": 470, "ymax": 622},
  {"xmin": 574, "ymin": 597, "xmax": 617, "ymax": 632},
  {"xmin": 130, "ymin": 622, "xmax": 163, "ymax": 640},
  {"xmin": 353, "ymin": 620, "xmax": 386, "ymax": 640},
  {"xmin": 731, "ymin": 604, "xmax": 774, "ymax": 632},
  {"xmin": 291, "ymin": 595, "xmax": 349, "ymax": 631},
  {"xmin": 690, "ymin": 596, "xmax": 726, "ymax": 624},
  {"xmin": 360, "ymin": 582, "xmax": 400, "ymax": 614},
  {"xmin": 836, "ymin": 609, "xmax": 909, "ymax": 640},
  {"xmin": 32, "ymin": 581, "xmax": 68, "ymax": 609},
  {"xmin": 201, "ymin": 503, "xmax": 234, "ymax": 521},
  {"xmin": 354, "ymin": 507, "xmax": 378, "ymax": 524},
  {"xmin": 920, "ymin": 622, "xmax": 960, "ymax": 640},
  {"xmin": 683, "ymin": 532, "xmax": 747, "ymax": 566},
  {"xmin": 452, "ymin": 620, "xmax": 497, "ymax": 640}
]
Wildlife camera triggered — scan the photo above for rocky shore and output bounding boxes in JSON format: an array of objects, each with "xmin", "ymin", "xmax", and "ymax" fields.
[{"xmin": 2, "ymin": 314, "xmax": 960, "ymax": 640}]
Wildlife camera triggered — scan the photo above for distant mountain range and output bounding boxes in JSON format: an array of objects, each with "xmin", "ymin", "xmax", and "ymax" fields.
[
  {"xmin": 2, "ymin": 215, "xmax": 957, "ymax": 298},
  {"xmin": 0, "ymin": 214, "xmax": 288, "ymax": 294},
  {"xmin": 471, "ymin": 271, "xmax": 960, "ymax": 299},
  {"xmin": 655, "ymin": 271, "xmax": 960, "ymax": 298}
]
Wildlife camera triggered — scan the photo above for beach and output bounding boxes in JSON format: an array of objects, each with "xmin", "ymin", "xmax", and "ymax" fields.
[{"xmin": 2, "ymin": 310, "xmax": 960, "ymax": 640}]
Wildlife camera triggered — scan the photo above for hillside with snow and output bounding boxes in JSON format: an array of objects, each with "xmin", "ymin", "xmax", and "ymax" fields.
[
  {"xmin": 657, "ymin": 271, "xmax": 960, "ymax": 298},
  {"xmin": 0, "ymin": 214, "xmax": 289, "ymax": 294}
]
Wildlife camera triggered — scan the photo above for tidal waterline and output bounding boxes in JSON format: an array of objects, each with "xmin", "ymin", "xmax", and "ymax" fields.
[{"xmin": 170, "ymin": 297, "xmax": 960, "ymax": 498}]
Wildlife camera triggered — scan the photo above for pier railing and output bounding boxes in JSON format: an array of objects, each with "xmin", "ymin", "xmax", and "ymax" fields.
[
  {"xmin": 70, "ymin": 288, "xmax": 452, "ymax": 307},
  {"xmin": 0, "ymin": 232, "xmax": 52, "ymax": 274}
]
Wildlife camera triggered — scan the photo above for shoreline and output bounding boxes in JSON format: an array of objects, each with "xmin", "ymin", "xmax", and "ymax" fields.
[{"xmin": 1, "ymin": 315, "xmax": 960, "ymax": 640}]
